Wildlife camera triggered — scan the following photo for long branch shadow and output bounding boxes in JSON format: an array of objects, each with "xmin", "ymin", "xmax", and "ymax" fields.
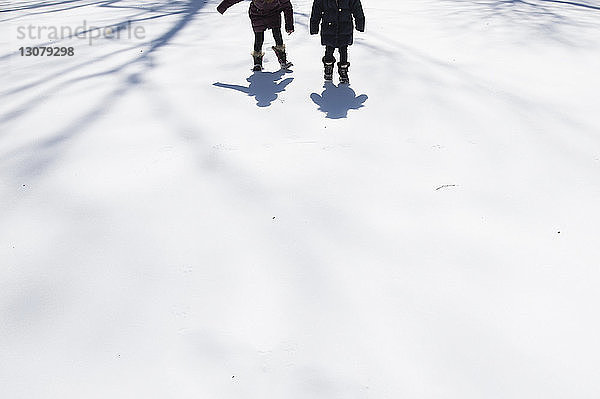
[
  {"xmin": 310, "ymin": 82, "xmax": 368, "ymax": 119},
  {"xmin": 0, "ymin": 1, "xmax": 106, "ymax": 23},
  {"xmin": 213, "ymin": 70, "xmax": 294, "ymax": 108},
  {"xmin": 539, "ymin": 0, "xmax": 600, "ymax": 11},
  {"xmin": 0, "ymin": 0, "xmax": 90, "ymax": 13}
]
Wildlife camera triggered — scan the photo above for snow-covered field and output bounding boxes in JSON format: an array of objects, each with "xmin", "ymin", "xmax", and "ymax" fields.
[{"xmin": 2, "ymin": 0, "xmax": 600, "ymax": 397}]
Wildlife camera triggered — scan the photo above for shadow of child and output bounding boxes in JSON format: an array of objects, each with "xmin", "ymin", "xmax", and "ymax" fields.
[
  {"xmin": 214, "ymin": 70, "xmax": 294, "ymax": 107},
  {"xmin": 310, "ymin": 81, "xmax": 368, "ymax": 119}
]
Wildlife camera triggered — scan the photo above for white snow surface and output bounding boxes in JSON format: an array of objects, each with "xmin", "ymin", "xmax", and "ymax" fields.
[{"xmin": 2, "ymin": 0, "xmax": 600, "ymax": 397}]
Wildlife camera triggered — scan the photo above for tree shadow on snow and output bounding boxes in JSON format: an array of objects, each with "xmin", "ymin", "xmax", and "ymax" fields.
[
  {"xmin": 440, "ymin": 0, "xmax": 600, "ymax": 45},
  {"xmin": 0, "ymin": 0, "xmax": 208, "ymax": 177},
  {"xmin": 213, "ymin": 70, "xmax": 294, "ymax": 108},
  {"xmin": 310, "ymin": 81, "xmax": 368, "ymax": 119}
]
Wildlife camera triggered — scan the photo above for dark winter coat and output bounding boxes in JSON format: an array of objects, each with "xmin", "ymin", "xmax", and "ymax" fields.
[
  {"xmin": 217, "ymin": 0, "xmax": 294, "ymax": 33},
  {"xmin": 310, "ymin": 0, "xmax": 365, "ymax": 47}
]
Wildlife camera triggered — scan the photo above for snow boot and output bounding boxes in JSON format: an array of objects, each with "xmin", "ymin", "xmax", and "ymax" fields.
[
  {"xmin": 272, "ymin": 45, "xmax": 293, "ymax": 69},
  {"xmin": 252, "ymin": 51, "xmax": 264, "ymax": 71},
  {"xmin": 323, "ymin": 56, "xmax": 335, "ymax": 81},
  {"xmin": 338, "ymin": 62, "xmax": 350, "ymax": 84}
]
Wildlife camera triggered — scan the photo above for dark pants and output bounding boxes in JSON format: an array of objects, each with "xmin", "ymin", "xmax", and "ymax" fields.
[
  {"xmin": 324, "ymin": 46, "xmax": 348, "ymax": 64},
  {"xmin": 254, "ymin": 28, "xmax": 283, "ymax": 52}
]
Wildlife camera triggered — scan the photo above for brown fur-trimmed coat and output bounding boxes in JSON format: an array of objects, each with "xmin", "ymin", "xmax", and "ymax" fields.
[{"xmin": 217, "ymin": 0, "xmax": 294, "ymax": 33}]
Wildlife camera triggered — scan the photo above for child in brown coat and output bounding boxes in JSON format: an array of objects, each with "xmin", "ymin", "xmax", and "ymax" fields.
[{"xmin": 218, "ymin": 0, "xmax": 295, "ymax": 71}]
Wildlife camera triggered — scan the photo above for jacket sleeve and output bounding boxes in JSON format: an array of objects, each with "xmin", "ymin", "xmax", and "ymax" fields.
[
  {"xmin": 351, "ymin": 0, "xmax": 365, "ymax": 32},
  {"xmin": 309, "ymin": 0, "xmax": 322, "ymax": 35},
  {"xmin": 282, "ymin": 0, "xmax": 294, "ymax": 31},
  {"xmin": 217, "ymin": 0, "xmax": 243, "ymax": 14}
]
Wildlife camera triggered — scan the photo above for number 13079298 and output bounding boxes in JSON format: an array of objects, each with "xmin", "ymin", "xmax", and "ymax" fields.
[{"xmin": 19, "ymin": 47, "xmax": 75, "ymax": 56}]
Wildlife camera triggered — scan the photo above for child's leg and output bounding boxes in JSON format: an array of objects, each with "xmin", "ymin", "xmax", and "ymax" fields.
[
  {"xmin": 337, "ymin": 46, "xmax": 350, "ymax": 83},
  {"xmin": 252, "ymin": 31, "xmax": 265, "ymax": 71},
  {"xmin": 254, "ymin": 31, "xmax": 264, "ymax": 52},
  {"xmin": 272, "ymin": 28, "xmax": 284, "ymax": 47},
  {"xmin": 322, "ymin": 46, "xmax": 335, "ymax": 80},
  {"xmin": 271, "ymin": 28, "xmax": 291, "ymax": 68},
  {"xmin": 324, "ymin": 46, "xmax": 336, "ymax": 63},
  {"xmin": 338, "ymin": 46, "xmax": 348, "ymax": 64}
]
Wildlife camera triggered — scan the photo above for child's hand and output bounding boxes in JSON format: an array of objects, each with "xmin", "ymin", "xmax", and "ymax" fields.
[{"xmin": 286, "ymin": 29, "xmax": 294, "ymax": 35}]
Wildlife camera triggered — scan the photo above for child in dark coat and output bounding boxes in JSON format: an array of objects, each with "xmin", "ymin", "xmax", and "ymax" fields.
[
  {"xmin": 310, "ymin": 0, "xmax": 365, "ymax": 84},
  {"xmin": 218, "ymin": 0, "xmax": 295, "ymax": 71}
]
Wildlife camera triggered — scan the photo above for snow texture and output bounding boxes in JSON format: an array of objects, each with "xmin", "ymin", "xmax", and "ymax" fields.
[{"xmin": 1, "ymin": 0, "xmax": 600, "ymax": 398}]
